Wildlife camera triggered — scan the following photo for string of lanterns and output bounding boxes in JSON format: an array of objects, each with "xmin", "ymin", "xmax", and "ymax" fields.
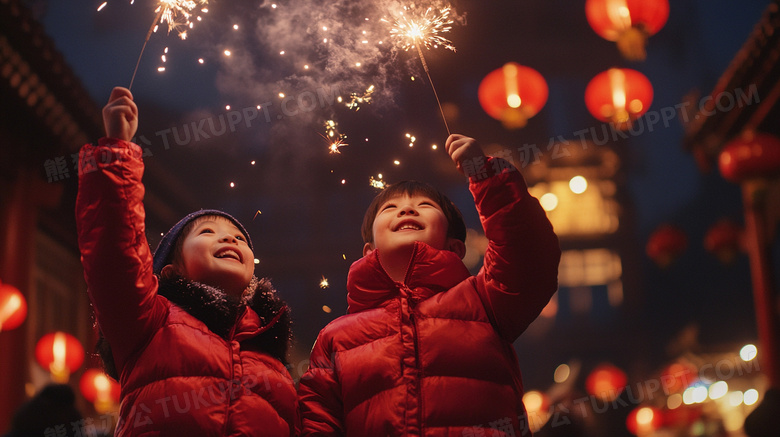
[{"xmin": 478, "ymin": 0, "xmax": 667, "ymax": 133}]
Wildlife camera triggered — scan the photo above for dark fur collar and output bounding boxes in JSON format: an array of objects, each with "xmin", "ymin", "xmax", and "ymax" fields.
[{"xmin": 97, "ymin": 276, "xmax": 292, "ymax": 380}]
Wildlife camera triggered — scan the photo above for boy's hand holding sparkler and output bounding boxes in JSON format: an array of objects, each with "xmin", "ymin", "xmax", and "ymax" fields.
[
  {"xmin": 103, "ymin": 87, "xmax": 138, "ymax": 142},
  {"xmin": 446, "ymin": 134, "xmax": 486, "ymax": 176}
]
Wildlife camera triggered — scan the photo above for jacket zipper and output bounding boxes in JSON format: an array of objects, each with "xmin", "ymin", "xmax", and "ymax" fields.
[
  {"xmin": 400, "ymin": 246, "xmax": 424, "ymax": 434},
  {"xmin": 223, "ymin": 306, "xmax": 247, "ymax": 434},
  {"xmin": 408, "ymin": 298, "xmax": 423, "ymax": 434}
]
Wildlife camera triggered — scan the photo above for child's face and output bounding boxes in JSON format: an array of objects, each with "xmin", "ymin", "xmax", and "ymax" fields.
[
  {"xmin": 368, "ymin": 194, "xmax": 451, "ymax": 255},
  {"xmin": 177, "ymin": 217, "xmax": 255, "ymax": 296}
]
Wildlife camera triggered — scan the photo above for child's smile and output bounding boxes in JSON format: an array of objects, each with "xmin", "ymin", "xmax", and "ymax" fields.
[
  {"xmin": 369, "ymin": 194, "xmax": 450, "ymax": 255},
  {"xmin": 214, "ymin": 248, "xmax": 243, "ymax": 262},
  {"xmin": 178, "ymin": 217, "xmax": 255, "ymax": 296},
  {"xmin": 394, "ymin": 219, "xmax": 424, "ymax": 232}
]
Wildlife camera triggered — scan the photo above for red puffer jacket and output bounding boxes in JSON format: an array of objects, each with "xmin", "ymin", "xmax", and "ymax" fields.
[
  {"xmin": 76, "ymin": 139, "xmax": 298, "ymax": 436},
  {"xmin": 299, "ymin": 160, "xmax": 561, "ymax": 437}
]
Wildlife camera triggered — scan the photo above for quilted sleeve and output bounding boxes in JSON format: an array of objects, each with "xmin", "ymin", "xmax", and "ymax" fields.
[
  {"xmin": 75, "ymin": 138, "xmax": 166, "ymax": 373},
  {"xmin": 470, "ymin": 157, "xmax": 561, "ymax": 342}
]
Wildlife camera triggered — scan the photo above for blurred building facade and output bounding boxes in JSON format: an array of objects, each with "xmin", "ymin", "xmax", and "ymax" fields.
[{"xmin": 0, "ymin": 0, "xmax": 197, "ymax": 429}]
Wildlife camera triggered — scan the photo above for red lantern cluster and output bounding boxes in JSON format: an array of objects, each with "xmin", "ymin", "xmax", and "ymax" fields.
[
  {"xmin": 585, "ymin": 68, "xmax": 653, "ymax": 129},
  {"xmin": 586, "ymin": 363, "xmax": 628, "ymax": 401},
  {"xmin": 35, "ymin": 331, "xmax": 84, "ymax": 383},
  {"xmin": 0, "ymin": 283, "xmax": 27, "ymax": 331},
  {"xmin": 646, "ymin": 224, "xmax": 687, "ymax": 268},
  {"xmin": 704, "ymin": 219, "xmax": 743, "ymax": 264},
  {"xmin": 718, "ymin": 132, "xmax": 780, "ymax": 183},
  {"xmin": 478, "ymin": 62, "xmax": 548, "ymax": 129},
  {"xmin": 586, "ymin": 0, "xmax": 670, "ymax": 61}
]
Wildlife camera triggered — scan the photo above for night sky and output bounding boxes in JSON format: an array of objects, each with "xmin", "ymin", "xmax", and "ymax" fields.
[{"xmin": 36, "ymin": 0, "xmax": 776, "ymax": 389}]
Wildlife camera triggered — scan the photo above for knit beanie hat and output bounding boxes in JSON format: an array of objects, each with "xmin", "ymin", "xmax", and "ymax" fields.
[{"xmin": 152, "ymin": 209, "xmax": 253, "ymax": 275}]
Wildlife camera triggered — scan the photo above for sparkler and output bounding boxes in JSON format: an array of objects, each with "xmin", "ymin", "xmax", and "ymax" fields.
[
  {"xmin": 385, "ymin": 5, "xmax": 455, "ymax": 135},
  {"xmin": 128, "ymin": 0, "xmax": 208, "ymax": 90}
]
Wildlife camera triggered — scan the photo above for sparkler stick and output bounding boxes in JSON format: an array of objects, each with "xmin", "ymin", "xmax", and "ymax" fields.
[
  {"xmin": 129, "ymin": 9, "xmax": 164, "ymax": 90},
  {"xmin": 414, "ymin": 43, "xmax": 450, "ymax": 135}
]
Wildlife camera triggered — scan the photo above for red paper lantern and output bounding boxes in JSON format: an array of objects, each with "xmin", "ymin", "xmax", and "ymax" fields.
[
  {"xmin": 626, "ymin": 406, "xmax": 663, "ymax": 435},
  {"xmin": 585, "ymin": 68, "xmax": 653, "ymax": 130},
  {"xmin": 586, "ymin": 363, "xmax": 628, "ymax": 401},
  {"xmin": 35, "ymin": 331, "xmax": 84, "ymax": 383},
  {"xmin": 646, "ymin": 224, "xmax": 687, "ymax": 268},
  {"xmin": 704, "ymin": 219, "xmax": 743, "ymax": 264},
  {"xmin": 80, "ymin": 368, "xmax": 120, "ymax": 413},
  {"xmin": 0, "ymin": 283, "xmax": 27, "ymax": 331},
  {"xmin": 586, "ymin": 0, "xmax": 669, "ymax": 61},
  {"xmin": 718, "ymin": 132, "xmax": 780, "ymax": 183},
  {"xmin": 478, "ymin": 62, "xmax": 548, "ymax": 129}
]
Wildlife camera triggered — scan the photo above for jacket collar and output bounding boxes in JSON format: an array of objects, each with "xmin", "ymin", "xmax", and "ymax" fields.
[
  {"xmin": 158, "ymin": 275, "xmax": 292, "ymax": 363},
  {"xmin": 97, "ymin": 276, "xmax": 292, "ymax": 380},
  {"xmin": 346, "ymin": 241, "xmax": 470, "ymax": 314}
]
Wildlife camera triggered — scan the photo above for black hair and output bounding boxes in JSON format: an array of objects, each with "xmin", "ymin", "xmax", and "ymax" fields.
[{"xmin": 361, "ymin": 180, "xmax": 467, "ymax": 244}]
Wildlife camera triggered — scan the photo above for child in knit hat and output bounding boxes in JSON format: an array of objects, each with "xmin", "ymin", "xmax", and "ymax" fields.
[{"xmin": 76, "ymin": 87, "xmax": 298, "ymax": 436}]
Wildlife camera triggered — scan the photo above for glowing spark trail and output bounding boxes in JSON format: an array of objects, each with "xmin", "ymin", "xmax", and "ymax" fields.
[{"xmin": 385, "ymin": 6, "xmax": 455, "ymax": 135}]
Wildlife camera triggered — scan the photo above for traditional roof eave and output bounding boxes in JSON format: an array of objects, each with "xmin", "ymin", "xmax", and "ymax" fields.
[
  {"xmin": 682, "ymin": 0, "xmax": 780, "ymax": 169},
  {"xmin": 0, "ymin": 0, "xmax": 104, "ymax": 153}
]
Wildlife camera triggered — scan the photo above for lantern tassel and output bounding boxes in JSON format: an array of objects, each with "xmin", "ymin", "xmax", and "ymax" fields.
[{"xmin": 616, "ymin": 27, "xmax": 648, "ymax": 62}]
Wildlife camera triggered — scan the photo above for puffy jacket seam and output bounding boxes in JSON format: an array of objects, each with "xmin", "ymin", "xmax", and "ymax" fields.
[
  {"xmin": 413, "ymin": 316, "xmax": 492, "ymax": 324},
  {"xmin": 327, "ymin": 333, "xmax": 396, "ymax": 354},
  {"xmin": 120, "ymin": 303, "xmax": 169, "ymax": 381}
]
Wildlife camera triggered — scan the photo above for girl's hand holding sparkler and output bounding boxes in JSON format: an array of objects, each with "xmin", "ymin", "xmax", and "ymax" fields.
[
  {"xmin": 446, "ymin": 134, "xmax": 486, "ymax": 176},
  {"xmin": 103, "ymin": 87, "xmax": 139, "ymax": 142}
]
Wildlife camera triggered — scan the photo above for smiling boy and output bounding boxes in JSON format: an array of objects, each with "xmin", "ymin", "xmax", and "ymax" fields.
[{"xmin": 299, "ymin": 134, "xmax": 561, "ymax": 437}]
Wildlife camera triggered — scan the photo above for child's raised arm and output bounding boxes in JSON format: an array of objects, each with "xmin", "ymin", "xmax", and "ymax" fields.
[
  {"xmin": 446, "ymin": 133, "xmax": 561, "ymax": 342},
  {"xmin": 102, "ymin": 87, "xmax": 138, "ymax": 142},
  {"xmin": 77, "ymin": 87, "xmax": 165, "ymax": 374}
]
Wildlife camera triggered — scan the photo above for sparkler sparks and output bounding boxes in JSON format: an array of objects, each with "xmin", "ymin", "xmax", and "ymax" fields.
[
  {"xmin": 319, "ymin": 276, "xmax": 330, "ymax": 289},
  {"xmin": 328, "ymin": 138, "xmax": 348, "ymax": 154},
  {"xmin": 385, "ymin": 6, "xmax": 455, "ymax": 52},
  {"xmin": 322, "ymin": 120, "xmax": 348, "ymax": 154},
  {"xmin": 369, "ymin": 175, "xmax": 387, "ymax": 189},
  {"xmin": 405, "ymin": 132, "xmax": 416, "ymax": 147},
  {"xmin": 346, "ymin": 85, "xmax": 375, "ymax": 111},
  {"xmin": 156, "ymin": 0, "xmax": 208, "ymax": 36},
  {"xmin": 383, "ymin": 4, "xmax": 456, "ymax": 135},
  {"xmin": 127, "ymin": 0, "xmax": 209, "ymax": 89}
]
